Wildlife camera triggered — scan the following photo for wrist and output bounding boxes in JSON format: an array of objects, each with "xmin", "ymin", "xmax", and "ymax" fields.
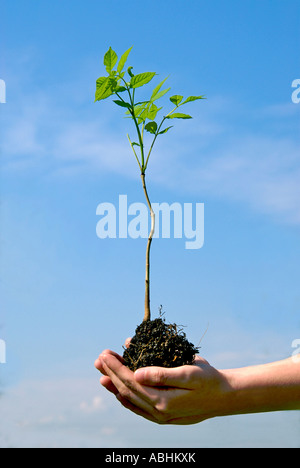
[
  {"xmin": 219, "ymin": 366, "xmax": 265, "ymax": 416},
  {"xmin": 220, "ymin": 358, "xmax": 300, "ymax": 416}
]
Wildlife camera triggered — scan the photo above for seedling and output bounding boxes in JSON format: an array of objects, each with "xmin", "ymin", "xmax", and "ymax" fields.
[{"xmin": 95, "ymin": 47, "xmax": 204, "ymax": 369}]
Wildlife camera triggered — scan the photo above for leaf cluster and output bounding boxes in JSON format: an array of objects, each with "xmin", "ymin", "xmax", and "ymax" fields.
[{"xmin": 95, "ymin": 47, "xmax": 205, "ymax": 174}]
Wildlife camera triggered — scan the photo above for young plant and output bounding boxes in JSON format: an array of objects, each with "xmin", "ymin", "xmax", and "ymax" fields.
[
  {"xmin": 95, "ymin": 47, "xmax": 205, "ymax": 370},
  {"xmin": 95, "ymin": 46, "xmax": 205, "ymax": 325}
]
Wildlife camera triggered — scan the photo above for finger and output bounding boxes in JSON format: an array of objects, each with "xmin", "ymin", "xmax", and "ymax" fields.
[
  {"xmin": 94, "ymin": 350, "xmax": 125, "ymax": 374},
  {"xmin": 101, "ymin": 353, "xmax": 160, "ymax": 410},
  {"xmin": 100, "ymin": 362, "xmax": 165, "ymax": 424},
  {"xmin": 100, "ymin": 375, "xmax": 119, "ymax": 396},
  {"xmin": 134, "ymin": 364, "xmax": 202, "ymax": 389},
  {"xmin": 94, "ymin": 357, "xmax": 106, "ymax": 376},
  {"xmin": 115, "ymin": 394, "xmax": 165, "ymax": 425},
  {"xmin": 100, "ymin": 349, "xmax": 126, "ymax": 363},
  {"xmin": 124, "ymin": 338, "xmax": 132, "ymax": 349}
]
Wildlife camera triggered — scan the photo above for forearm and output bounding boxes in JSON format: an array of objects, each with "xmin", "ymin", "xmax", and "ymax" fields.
[{"xmin": 220, "ymin": 357, "xmax": 300, "ymax": 417}]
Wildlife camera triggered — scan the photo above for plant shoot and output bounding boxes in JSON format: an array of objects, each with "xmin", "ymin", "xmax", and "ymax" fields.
[{"xmin": 95, "ymin": 46, "xmax": 204, "ymax": 335}]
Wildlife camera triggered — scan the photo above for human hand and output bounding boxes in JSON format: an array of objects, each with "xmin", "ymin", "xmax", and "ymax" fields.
[{"xmin": 94, "ymin": 346, "xmax": 232, "ymax": 425}]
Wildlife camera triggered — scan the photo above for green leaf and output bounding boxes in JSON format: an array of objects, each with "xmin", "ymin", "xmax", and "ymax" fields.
[
  {"xmin": 137, "ymin": 107, "xmax": 149, "ymax": 124},
  {"xmin": 125, "ymin": 103, "xmax": 142, "ymax": 116},
  {"xmin": 170, "ymin": 95, "xmax": 183, "ymax": 106},
  {"xmin": 96, "ymin": 76, "xmax": 107, "ymax": 87},
  {"xmin": 151, "ymin": 87, "xmax": 171, "ymax": 102},
  {"xmin": 104, "ymin": 47, "xmax": 118, "ymax": 74},
  {"xmin": 114, "ymin": 85, "xmax": 127, "ymax": 93},
  {"xmin": 130, "ymin": 72, "xmax": 156, "ymax": 89},
  {"xmin": 134, "ymin": 103, "xmax": 161, "ymax": 124},
  {"xmin": 151, "ymin": 77, "xmax": 169, "ymax": 101},
  {"xmin": 167, "ymin": 113, "xmax": 192, "ymax": 119},
  {"xmin": 113, "ymin": 100, "xmax": 132, "ymax": 109},
  {"xmin": 134, "ymin": 100, "xmax": 151, "ymax": 107},
  {"xmin": 158, "ymin": 126, "xmax": 173, "ymax": 135},
  {"xmin": 147, "ymin": 103, "xmax": 161, "ymax": 121},
  {"xmin": 117, "ymin": 47, "xmax": 133, "ymax": 74},
  {"xmin": 182, "ymin": 95, "xmax": 205, "ymax": 104},
  {"xmin": 95, "ymin": 76, "xmax": 114, "ymax": 101},
  {"xmin": 130, "ymin": 101, "xmax": 150, "ymax": 117},
  {"xmin": 145, "ymin": 122, "xmax": 158, "ymax": 134}
]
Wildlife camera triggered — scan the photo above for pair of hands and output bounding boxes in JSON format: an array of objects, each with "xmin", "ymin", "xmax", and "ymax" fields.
[{"xmin": 94, "ymin": 340, "xmax": 231, "ymax": 425}]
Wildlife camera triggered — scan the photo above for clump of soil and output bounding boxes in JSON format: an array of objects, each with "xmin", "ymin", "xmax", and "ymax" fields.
[{"xmin": 123, "ymin": 316, "xmax": 199, "ymax": 371}]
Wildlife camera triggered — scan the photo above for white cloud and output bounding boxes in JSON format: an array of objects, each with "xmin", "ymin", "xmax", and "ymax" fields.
[
  {"xmin": 79, "ymin": 395, "xmax": 105, "ymax": 414},
  {"xmin": 51, "ymin": 120, "xmax": 137, "ymax": 177}
]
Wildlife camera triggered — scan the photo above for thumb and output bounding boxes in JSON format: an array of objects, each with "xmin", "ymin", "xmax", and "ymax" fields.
[{"xmin": 134, "ymin": 365, "xmax": 198, "ymax": 388}]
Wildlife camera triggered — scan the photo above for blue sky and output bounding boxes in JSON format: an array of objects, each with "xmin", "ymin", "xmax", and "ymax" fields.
[{"xmin": 0, "ymin": 0, "xmax": 300, "ymax": 448}]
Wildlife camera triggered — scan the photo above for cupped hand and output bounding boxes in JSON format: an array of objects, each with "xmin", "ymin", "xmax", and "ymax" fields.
[{"xmin": 94, "ymin": 346, "xmax": 232, "ymax": 425}]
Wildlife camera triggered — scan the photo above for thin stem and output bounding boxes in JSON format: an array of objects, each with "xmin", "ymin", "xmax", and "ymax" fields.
[
  {"xmin": 144, "ymin": 117, "xmax": 166, "ymax": 170},
  {"xmin": 141, "ymin": 173, "xmax": 155, "ymax": 322},
  {"xmin": 120, "ymin": 76, "xmax": 145, "ymax": 169},
  {"xmin": 127, "ymin": 134, "xmax": 142, "ymax": 172},
  {"xmin": 115, "ymin": 91, "xmax": 128, "ymax": 105},
  {"xmin": 132, "ymin": 115, "xmax": 145, "ymax": 170},
  {"xmin": 144, "ymin": 105, "xmax": 178, "ymax": 171},
  {"xmin": 141, "ymin": 121, "xmax": 145, "ymax": 143}
]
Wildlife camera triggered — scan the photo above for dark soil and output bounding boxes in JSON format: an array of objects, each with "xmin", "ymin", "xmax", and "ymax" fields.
[{"xmin": 123, "ymin": 316, "xmax": 199, "ymax": 371}]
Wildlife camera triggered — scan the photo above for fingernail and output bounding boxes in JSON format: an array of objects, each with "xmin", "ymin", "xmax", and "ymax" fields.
[
  {"xmin": 97, "ymin": 356, "xmax": 103, "ymax": 366},
  {"xmin": 134, "ymin": 368, "xmax": 145, "ymax": 380}
]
